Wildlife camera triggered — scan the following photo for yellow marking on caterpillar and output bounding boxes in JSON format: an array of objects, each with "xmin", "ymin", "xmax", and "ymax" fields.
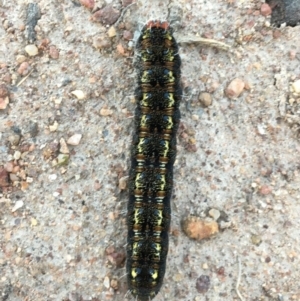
[
  {"xmin": 165, "ymin": 116, "xmax": 173, "ymax": 129},
  {"xmin": 158, "ymin": 174, "xmax": 166, "ymax": 190},
  {"xmin": 137, "ymin": 138, "xmax": 146, "ymax": 153},
  {"xmin": 135, "ymin": 173, "xmax": 143, "ymax": 190},
  {"xmin": 133, "ymin": 209, "xmax": 140, "ymax": 223},
  {"xmin": 152, "ymin": 243, "xmax": 162, "ymax": 261},
  {"xmin": 162, "ymin": 140, "xmax": 169, "ymax": 157},
  {"xmin": 167, "ymin": 93, "xmax": 175, "ymax": 106},
  {"xmin": 164, "ymin": 50, "xmax": 175, "ymax": 61},
  {"xmin": 141, "ymin": 71, "xmax": 151, "ymax": 83},
  {"xmin": 142, "ymin": 30, "xmax": 151, "ymax": 39},
  {"xmin": 132, "ymin": 242, "xmax": 141, "ymax": 256},
  {"xmin": 156, "ymin": 210, "xmax": 163, "ymax": 226},
  {"xmin": 165, "ymin": 71, "xmax": 175, "ymax": 82},
  {"xmin": 154, "ymin": 243, "xmax": 161, "ymax": 251},
  {"xmin": 164, "ymin": 32, "xmax": 172, "ymax": 40},
  {"xmin": 131, "ymin": 268, "xmax": 139, "ymax": 278},
  {"xmin": 141, "ymin": 93, "xmax": 150, "ymax": 106},
  {"xmin": 140, "ymin": 114, "xmax": 148, "ymax": 127},
  {"xmin": 151, "ymin": 269, "xmax": 159, "ymax": 280}
]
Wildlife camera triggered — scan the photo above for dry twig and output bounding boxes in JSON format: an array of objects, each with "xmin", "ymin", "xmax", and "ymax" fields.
[
  {"xmin": 16, "ymin": 69, "xmax": 34, "ymax": 87},
  {"xmin": 236, "ymin": 256, "xmax": 245, "ymax": 301},
  {"xmin": 177, "ymin": 35, "xmax": 231, "ymax": 52}
]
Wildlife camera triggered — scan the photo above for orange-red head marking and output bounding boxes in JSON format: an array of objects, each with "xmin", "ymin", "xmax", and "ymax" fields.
[{"xmin": 146, "ymin": 20, "xmax": 169, "ymax": 30}]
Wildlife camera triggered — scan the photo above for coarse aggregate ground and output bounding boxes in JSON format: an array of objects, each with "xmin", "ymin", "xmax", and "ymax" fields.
[{"xmin": 0, "ymin": 0, "xmax": 300, "ymax": 300}]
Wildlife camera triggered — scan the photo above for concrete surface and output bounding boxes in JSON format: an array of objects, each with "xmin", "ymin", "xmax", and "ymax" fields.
[{"xmin": 0, "ymin": 0, "xmax": 300, "ymax": 300}]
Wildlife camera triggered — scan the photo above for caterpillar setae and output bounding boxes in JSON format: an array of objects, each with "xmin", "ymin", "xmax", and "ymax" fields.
[{"xmin": 126, "ymin": 20, "xmax": 182, "ymax": 300}]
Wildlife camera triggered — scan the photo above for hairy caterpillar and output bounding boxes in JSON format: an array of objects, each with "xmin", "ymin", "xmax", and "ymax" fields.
[{"xmin": 126, "ymin": 20, "xmax": 181, "ymax": 300}]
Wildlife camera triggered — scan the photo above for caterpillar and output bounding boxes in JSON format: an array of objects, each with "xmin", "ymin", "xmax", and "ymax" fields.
[{"xmin": 126, "ymin": 20, "xmax": 181, "ymax": 300}]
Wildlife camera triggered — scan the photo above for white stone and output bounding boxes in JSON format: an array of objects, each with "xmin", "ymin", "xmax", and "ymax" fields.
[
  {"xmin": 292, "ymin": 79, "xmax": 300, "ymax": 94},
  {"xmin": 208, "ymin": 208, "xmax": 221, "ymax": 220},
  {"xmin": 225, "ymin": 78, "xmax": 245, "ymax": 99},
  {"xmin": 71, "ymin": 90, "xmax": 86, "ymax": 100},
  {"xmin": 103, "ymin": 276, "xmax": 110, "ymax": 289},
  {"xmin": 48, "ymin": 174, "xmax": 57, "ymax": 181},
  {"xmin": 49, "ymin": 121, "xmax": 58, "ymax": 132},
  {"xmin": 13, "ymin": 151, "xmax": 21, "ymax": 160},
  {"xmin": 59, "ymin": 138, "xmax": 69, "ymax": 154},
  {"xmin": 0, "ymin": 97, "xmax": 9, "ymax": 110},
  {"xmin": 67, "ymin": 134, "xmax": 82, "ymax": 145},
  {"xmin": 11, "ymin": 200, "xmax": 24, "ymax": 212},
  {"xmin": 25, "ymin": 44, "xmax": 39, "ymax": 56}
]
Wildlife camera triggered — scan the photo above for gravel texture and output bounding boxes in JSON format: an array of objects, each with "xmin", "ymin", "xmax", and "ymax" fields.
[{"xmin": 0, "ymin": 1, "xmax": 300, "ymax": 301}]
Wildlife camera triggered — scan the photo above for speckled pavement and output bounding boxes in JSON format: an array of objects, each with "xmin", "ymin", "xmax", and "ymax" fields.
[{"xmin": 0, "ymin": 1, "xmax": 300, "ymax": 300}]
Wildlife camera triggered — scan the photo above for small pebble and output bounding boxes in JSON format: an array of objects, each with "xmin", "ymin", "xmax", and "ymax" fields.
[
  {"xmin": 12, "ymin": 166, "xmax": 20, "ymax": 173},
  {"xmin": 106, "ymin": 249, "xmax": 126, "ymax": 267},
  {"xmin": 182, "ymin": 216, "xmax": 219, "ymax": 241},
  {"xmin": 119, "ymin": 176, "xmax": 128, "ymax": 190},
  {"xmin": 117, "ymin": 44, "xmax": 125, "ymax": 55},
  {"xmin": 10, "ymin": 173, "xmax": 19, "ymax": 182},
  {"xmin": 0, "ymin": 97, "xmax": 9, "ymax": 109},
  {"xmin": 11, "ymin": 200, "xmax": 24, "ymax": 212},
  {"xmin": 49, "ymin": 45, "xmax": 59, "ymax": 59},
  {"xmin": 48, "ymin": 174, "xmax": 57, "ymax": 181},
  {"xmin": 8, "ymin": 134, "xmax": 21, "ymax": 146},
  {"xmin": 273, "ymin": 30, "xmax": 281, "ymax": 39},
  {"xmin": 196, "ymin": 275, "xmax": 210, "ymax": 294},
  {"xmin": 173, "ymin": 273, "xmax": 183, "ymax": 282},
  {"xmin": 13, "ymin": 151, "xmax": 21, "ymax": 160},
  {"xmin": 107, "ymin": 26, "xmax": 116, "ymax": 38},
  {"xmin": 92, "ymin": 5, "xmax": 120, "ymax": 25},
  {"xmin": 56, "ymin": 154, "xmax": 70, "ymax": 166},
  {"xmin": 225, "ymin": 78, "xmax": 245, "ymax": 99},
  {"xmin": 291, "ymin": 79, "xmax": 300, "ymax": 94},
  {"xmin": 289, "ymin": 50, "xmax": 297, "ymax": 60},
  {"xmin": 82, "ymin": 206, "xmax": 89, "ymax": 213},
  {"xmin": 65, "ymin": 254, "xmax": 72, "ymax": 263},
  {"xmin": 0, "ymin": 84, "xmax": 9, "ymax": 98},
  {"xmin": 0, "ymin": 168, "xmax": 9, "ymax": 187},
  {"xmin": 199, "ymin": 92, "xmax": 212, "ymax": 107},
  {"xmin": 2, "ymin": 72, "xmax": 11, "ymax": 84},
  {"xmin": 28, "ymin": 122, "xmax": 38, "ymax": 137},
  {"xmin": 251, "ymin": 182, "xmax": 257, "ymax": 188},
  {"xmin": 17, "ymin": 62, "xmax": 30, "ymax": 75},
  {"xmin": 123, "ymin": 30, "xmax": 133, "ymax": 40},
  {"xmin": 103, "ymin": 276, "xmax": 110, "ymax": 289},
  {"xmin": 4, "ymin": 162, "xmax": 14, "ymax": 173},
  {"xmin": 67, "ymin": 134, "xmax": 82, "ymax": 145},
  {"xmin": 71, "ymin": 90, "xmax": 86, "ymax": 100},
  {"xmin": 26, "ymin": 177, "xmax": 33, "ymax": 183},
  {"xmin": 260, "ymin": 3, "xmax": 272, "ymax": 16},
  {"xmin": 100, "ymin": 107, "xmax": 113, "ymax": 116},
  {"xmin": 110, "ymin": 278, "xmax": 118, "ymax": 290},
  {"xmin": 259, "ymin": 185, "xmax": 272, "ymax": 195},
  {"xmin": 31, "ymin": 218, "xmax": 38, "ymax": 226},
  {"xmin": 94, "ymin": 180, "xmax": 101, "ymax": 190},
  {"xmin": 93, "ymin": 36, "xmax": 111, "ymax": 49},
  {"xmin": 16, "ymin": 55, "xmax": 27, "ymax": 64},
  {"xmin": 25, "ymin": 44, "xmax": 39, "ymax": 56},
  {"xmin": 80, "ymin": 0, "xmax": 95, "ymax": 9},
  {"xmin": 208, "ymin": 208, "xmax": 220, "ymax": 220},
  {"xmin": 0, "ymin": 85, "xmax": 9, "ymax": 109},
  {"xmin": 59, "ymin": 138, "xmax": 69, "ymax": 154},
  {"xmin": 49, "ymin": 121, "xmax": 58, "ymax": 132},
  {"xmin": 251, "ymin": 234, "xmax": 262, "ymax": 246}
]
